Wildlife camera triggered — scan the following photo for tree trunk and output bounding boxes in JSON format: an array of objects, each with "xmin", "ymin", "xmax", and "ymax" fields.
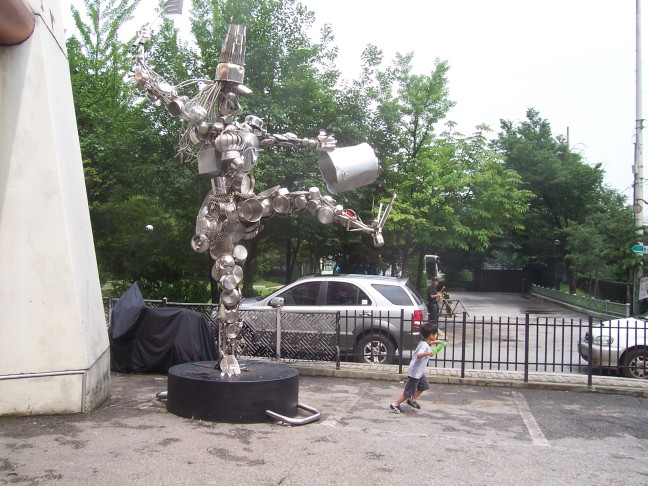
[
  {"xmin": 285, "ymin": 239, "xmax": 292, "ymax": 285},
  {"xmin": 567, "ymin": 265, "xmax": 576, "ymax": 294},
  {"xmin": 285, "ymin": 238, "xmax": 302, "ymax": 284},
  {"xmin": 400, "ymin": 230, "xmax": 413, "ymax": 278},
  {"xmin": 390, "ymin": 255, "xmax": 398, "ymax": 276}
]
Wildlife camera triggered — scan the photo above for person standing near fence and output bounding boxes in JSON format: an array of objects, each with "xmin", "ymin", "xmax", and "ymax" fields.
[
  {"xmin": 389, "ymin": 323, "xmax": 441, "ymax": 413},
  {"xmin": 427, "ymin": 277, "xmax": 442, "ymax": 323}
]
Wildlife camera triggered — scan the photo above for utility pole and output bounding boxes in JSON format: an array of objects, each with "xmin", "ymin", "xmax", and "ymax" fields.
[{"xmin": 633, "ymin": 0, "xmax": 644, "ymax": 315}]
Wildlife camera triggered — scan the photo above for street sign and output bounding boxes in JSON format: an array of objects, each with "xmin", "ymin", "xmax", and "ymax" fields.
[{"xmin": 632, "ymin": 244, "xmax": 648, "ymax": 254}]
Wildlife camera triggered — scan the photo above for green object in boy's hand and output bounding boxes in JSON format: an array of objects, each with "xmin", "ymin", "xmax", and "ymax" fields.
[{"xmin": 432, "ymin": 340, "xmax": 447, "ymax": 355}]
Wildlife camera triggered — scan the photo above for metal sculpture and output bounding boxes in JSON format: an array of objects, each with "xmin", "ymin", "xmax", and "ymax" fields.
[{"xmin": 131, "ymin": 1, "xmax": 395, "ymax": 376}]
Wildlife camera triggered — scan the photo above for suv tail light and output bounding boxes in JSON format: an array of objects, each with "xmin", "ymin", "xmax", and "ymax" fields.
[{"xmin": 412, "ymin": 310, "xmax": 423, "ymax": 329}]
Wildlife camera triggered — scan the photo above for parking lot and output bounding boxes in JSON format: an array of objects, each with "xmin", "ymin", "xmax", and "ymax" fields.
[
  {"xmin": 2, "ymin": 292, "xmax": 645, "ymax": 485},
  {"xmin": 1, "ymin": 372, "xmax": 647, "ymax": 485},
  {"xmin": 444, "ymin": 290, "xmax": 592, "ymax": 319}
]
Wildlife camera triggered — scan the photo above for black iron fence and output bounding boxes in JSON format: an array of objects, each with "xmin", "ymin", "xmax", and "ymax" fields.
[
  {"xmin": 419, "ymin": 314, "xmax": 647, "ymax": 382},
  {"xmin": 432, "ymin": 313, "xmax": 589, "ymax": 378},
  {"xmin": 104, "ymin": 299, "xmax": 648, "ymax": 382}
]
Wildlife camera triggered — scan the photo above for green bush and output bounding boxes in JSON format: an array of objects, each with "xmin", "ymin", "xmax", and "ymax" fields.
[{"xmin": 105, "ymin": 279, "xmax": 211, "ymax": 303}]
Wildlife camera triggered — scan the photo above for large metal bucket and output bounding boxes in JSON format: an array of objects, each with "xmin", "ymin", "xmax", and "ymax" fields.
[{"xmin": 317, "ymin": 143, "xmax": 379, "ymax": 194}]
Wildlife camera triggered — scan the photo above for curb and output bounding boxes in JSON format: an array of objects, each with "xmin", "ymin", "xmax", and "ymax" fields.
[{"xmin": 290, "ymin": 363, "xmax": 648, "ymax": 398}]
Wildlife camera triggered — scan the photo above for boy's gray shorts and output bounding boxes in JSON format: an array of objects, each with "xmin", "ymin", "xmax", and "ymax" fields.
[{"xmin": 404, "ymin": 374, "xmax": 429, "ymax": 398}]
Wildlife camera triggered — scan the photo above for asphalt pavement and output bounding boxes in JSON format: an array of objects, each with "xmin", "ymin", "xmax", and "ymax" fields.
[
  {"xmin": 1, "ymin": 291, "xmax": 647, "ymax": 485},
  {"xmin": 1, "ymin": 371, "xmax": 647, "ymax": 485},
  {"xmin": 446, "ymin": 290, "xmax": 593, "ymax": 320}
]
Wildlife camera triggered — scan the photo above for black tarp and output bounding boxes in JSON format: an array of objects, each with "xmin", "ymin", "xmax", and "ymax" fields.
[{"xmin": 108, "ymin": 283, "xmax": 218, "ymax": 373}]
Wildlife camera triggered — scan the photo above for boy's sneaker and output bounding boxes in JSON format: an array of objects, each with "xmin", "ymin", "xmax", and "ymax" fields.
[
  {"xmin": 406, "ymin": 398, "xmax": 421, "ymax": 409},
  {"xmin": 389, "ymin": 403, "xmax": 403, "ymax": 414}
]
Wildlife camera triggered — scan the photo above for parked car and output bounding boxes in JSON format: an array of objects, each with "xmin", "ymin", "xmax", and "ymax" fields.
[
  {"xmin": 579, "ymin": 316, "xmax": 648, "ymax": 379},
  {"xmin": 239, "ymin": 274, "xmax": 428, "ymax": 364}
]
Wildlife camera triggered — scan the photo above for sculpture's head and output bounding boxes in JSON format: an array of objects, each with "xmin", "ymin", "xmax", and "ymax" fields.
[{"xmin": 215, "ymin": 24, "xmax": 253, "ymax": 114}]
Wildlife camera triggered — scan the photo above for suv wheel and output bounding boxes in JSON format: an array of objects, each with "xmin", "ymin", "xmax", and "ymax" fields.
[
  {"xmin": 356, "ymin": 334, "xmax": 396, "ymax": 365},
  {"xmin": 622, "ymin": 348, "xmax": 648, "ymax": 379}
]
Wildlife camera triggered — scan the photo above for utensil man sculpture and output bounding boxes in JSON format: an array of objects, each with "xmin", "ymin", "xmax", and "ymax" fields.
[{"xmin": 131, "ymin": 1, "xmax": 395, "ymax": 376}]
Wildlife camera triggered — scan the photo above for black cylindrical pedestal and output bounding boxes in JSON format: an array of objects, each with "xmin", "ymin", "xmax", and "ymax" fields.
[{"xmin": 167, "ymin": 360, "xmax": 299, "ymax": 423}]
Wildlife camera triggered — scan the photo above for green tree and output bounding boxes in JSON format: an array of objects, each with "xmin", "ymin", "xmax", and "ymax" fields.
[
  {"xmin": 357, "ymin": 51, "xmax": 531, "ymax": 291},
  {"xmin": 67, "ymin": 0, "xmax": 210, "ymax": 297},
  {"xmin": 360, "ymin": 52, "xmax": 454, "ymax": 278},
  {"xmin": 564, "ymin": 188, "xmax": 638, "ymax": 297},
  {"xmin": 496, "ymin": 108, "xmax": 605, "ymax": 292},
  {"xmin": 419, "ymin": 127, "xmax": 532, "ymax": 287},
  {"xmin": 67, "ymin": 0, "xmax": 141, "ymax": 204}
]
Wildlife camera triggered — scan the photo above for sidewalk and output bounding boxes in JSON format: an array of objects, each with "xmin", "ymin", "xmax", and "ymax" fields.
[
  {"xmin": 3, "ymin": 367, "xmax": 646, "ymax": 485},
  {"xmin": 289, "ymin": 360, "xmax": 648, "ymax": 397}
]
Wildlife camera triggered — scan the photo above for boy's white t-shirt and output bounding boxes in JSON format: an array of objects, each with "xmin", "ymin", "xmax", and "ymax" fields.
[{"xmin": 408, "ymin": 339, "xmax": 432, "ymax": 379}]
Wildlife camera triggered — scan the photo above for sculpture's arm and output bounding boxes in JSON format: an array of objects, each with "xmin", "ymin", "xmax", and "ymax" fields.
[
  {"xmin": 311, "ymin": 190, "xmax": 397, "ymax": 248},
  {"xmin": 132, "ymin": 28, "xmax": 211, "ymax": 119},
  {"xmin": 132, "ymin": 26, "xmax": 175, "ymax": 104},
  {"xmin": 129, "ymin": 0, "xmax": 188, "ymax": 105},
  {"xmin": 235, "ymin": 188, "xmax": 396, "ymax": 248},
  {"xmin": 257, "ymin": 130, "xmax": 337, "ymax": 152}
]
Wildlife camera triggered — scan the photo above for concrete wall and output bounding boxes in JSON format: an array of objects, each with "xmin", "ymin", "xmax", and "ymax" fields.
[{"xmin": 0, "ymin": 0, "xmax": 110, "ymax": 414}]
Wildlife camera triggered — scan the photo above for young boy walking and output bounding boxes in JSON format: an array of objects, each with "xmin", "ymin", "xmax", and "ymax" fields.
[{"xmin": 390, "ymin": 323, "xmax": 441, "ymax": 413}]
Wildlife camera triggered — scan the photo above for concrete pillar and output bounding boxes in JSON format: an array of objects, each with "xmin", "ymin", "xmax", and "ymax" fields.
[{"xmin": 0, "ymin": 0, "xmax": 110, "ymax": 415}]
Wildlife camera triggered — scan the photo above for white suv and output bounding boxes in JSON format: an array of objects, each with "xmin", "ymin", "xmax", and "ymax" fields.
[{"xmin": 240, "ymin": 274, "xmax": 428, "ymax": 364}]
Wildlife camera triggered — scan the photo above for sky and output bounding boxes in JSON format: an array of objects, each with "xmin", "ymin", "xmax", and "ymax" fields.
[
  {"xmin": 63, "ymin": 0, "xmax": 647, "ymax": 199},
  {"xmin": 298, "ymin": 0, "xmax": 644, "ymax": 199}
]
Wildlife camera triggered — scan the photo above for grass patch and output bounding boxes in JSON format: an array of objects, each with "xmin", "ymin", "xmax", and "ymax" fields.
[{"xmin": 252, "ymin": 279, "xmax": 284, "ymax": 296}]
